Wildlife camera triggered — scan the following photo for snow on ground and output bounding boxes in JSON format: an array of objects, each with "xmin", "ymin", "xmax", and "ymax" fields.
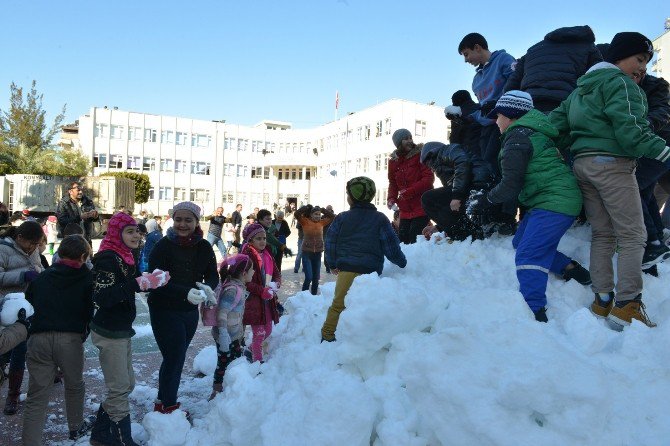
[{"xmin": 140, "ymin": 226, "xmax": 670, "ymax": 446}]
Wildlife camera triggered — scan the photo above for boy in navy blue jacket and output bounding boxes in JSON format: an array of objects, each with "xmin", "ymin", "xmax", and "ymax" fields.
[{"xmin": 321, "ymin": 177, "xmax": 407, "ymax": 342}]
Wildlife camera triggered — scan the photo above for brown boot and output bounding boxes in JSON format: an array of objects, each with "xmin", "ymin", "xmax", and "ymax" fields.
[
  {"xmin": 3, "ymin": 369, "xmax": 24, "ymax": 415},
  {"xmin": 590, "ymin": 292, "xmax": 614, "ymax": 318},
  {"xmin": 607, "ymin": 295, "xmax": 656, "ymax": 330},
  {"xmin": 208, "ymin": 382, "xmax": 223, "ymax": 401}
]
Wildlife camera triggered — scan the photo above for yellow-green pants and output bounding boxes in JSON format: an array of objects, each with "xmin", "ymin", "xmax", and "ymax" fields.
[{"xmin": 321, "ymin": 271, "xmax": 361, "ymax": 341}]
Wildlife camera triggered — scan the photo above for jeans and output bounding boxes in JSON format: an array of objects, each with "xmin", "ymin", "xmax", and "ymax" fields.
[
  {"xmin": 302, "ymin": 251, "xmax": 322, "ymax": 294},
  {"xmin": 149, "ymin": 307, "xmax": 199, "ymax": 407},
  {"xmin": 294, "ymin": 238, "xmax": 303, "ymax": 272},
  {"xmin": 206, "ymin": 233, "xmax": 227, "ymax": 256}
]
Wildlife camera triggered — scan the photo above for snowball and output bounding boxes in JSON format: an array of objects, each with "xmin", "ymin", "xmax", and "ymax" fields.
[
  {"xmin": 1, "ymin": 293, "xmax": 34, "ymax": 326},
  {"xmin": 192, "ymin": 345, "xmax": 217, "ymax": 376},
  {"xmin": 142, "ymin": 410, "xmax": 190, "ymax": 446}
]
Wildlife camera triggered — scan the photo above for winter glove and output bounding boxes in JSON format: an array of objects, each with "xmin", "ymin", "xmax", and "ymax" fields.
[
  {"xmin": 261, "ymin": 287, "xmax": 274, "ymax": 300},
  {"xmin": 386, "ymin": 199, "xmax": 396, "ymax": 210},
  {"xmin": 467, "ymin": 191, "xmax": 495, "ymax": 216},
  {"xmin": 218, "ymin": 330, "xmax": 232, "ymax": 353},
  {"xmin": 16, "ymin": 308, "xmax": 31, "ymax": 331},
  {"xmin": 196, "ymin": 282, "xmax": 217, "ymax": 306},
  {"xmin": 22, "ymin": 270, "xmax": 40, "ymax": 283},
  {"xmin": 480, "ymin": 100, "xmax": 497, "ymax": 118},
  {"xmin": 135, "ymin": 269, "xmax": 171, "ymax": 291},
  {"xmin": 187, "ymin": 288, "xmax": 206, "ymax": 305}
]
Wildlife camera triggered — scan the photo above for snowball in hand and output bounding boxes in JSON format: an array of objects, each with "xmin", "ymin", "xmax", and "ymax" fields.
[{"xmin": 1, "ymin": 293, "xmax": 34, "ymax": 326}]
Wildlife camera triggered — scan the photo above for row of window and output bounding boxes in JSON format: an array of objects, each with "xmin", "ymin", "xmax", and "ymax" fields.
[
  {"xmin": 95, "ymin": 124, "xmax": 212, "ymax": 148},
  {"xmin": 319, "ymin": 154, "xmax": 388, "ymax": 178},
  {"xmin": 94, "ymin": 154, "xmax": 211, "ymax": 175},
  {"xmin": 149, "ymin": 187, "xmax": 210, "ymax": 202},
  {"xmin": 277, "ymin": 168, "xmax": 313, "ymax": 181}
]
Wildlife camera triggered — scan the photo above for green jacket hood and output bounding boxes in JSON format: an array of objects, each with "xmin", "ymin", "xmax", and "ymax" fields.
[
  {"xmin": 506, "ymin": 109, "xmax": 559, "ymax": 140},
  {"xmin": 576, "ymin": 62, "xmax": 623, "ymax": 95}
]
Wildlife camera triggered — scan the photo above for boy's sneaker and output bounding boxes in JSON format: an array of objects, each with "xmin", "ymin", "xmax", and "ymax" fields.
[
  {"xmin": 641, "ymin": 243, "xmax": 670, "ymax": 269},
  {"xmin": 562, "ymin": 260, "xmax": 592, "ymax": 285},
  {"xmin": 607, "ymin": 295, "xmax": 656, "ymax": 330},
  {"xmin": 590, "ymin": 292, "xmax": 614, "ymax": 318},
  {"xmin": 68, "ymin": 414, "xmax": 96, "ymax": 440}
]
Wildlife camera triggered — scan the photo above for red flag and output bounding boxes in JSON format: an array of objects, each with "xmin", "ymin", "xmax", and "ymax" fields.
[{"xmin": 335, "ymin": 91, "xmax": 339, "ymax": 110}]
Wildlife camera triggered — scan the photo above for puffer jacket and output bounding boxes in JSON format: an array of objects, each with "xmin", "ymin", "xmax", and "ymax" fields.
[
  {"xmin": 640, "ymin": 74, "xmax": 670, "ymax": 144},
  {"xmin": 421, "ymin": 142, "xmax": 494, "ymax": 198},
  {"xmin": 489, "ymin": 109, "xmax": 582, "ymax": 216},
  {"xmin": 388, "ymin": 144, "xmax": 435, "ymax": 219},
  {"xmin": 241, "ymin": 244, "xmax": 280, "ymax": 326},
  {"xmin": 504, "ymin": 26, "xmax": 602, "ymax": 111},
  {"xmin": 0, "ymin": 237, "xmax": 45, "ymax": 297},
  {"xmin": 550, "ymin": 62, "xmax": 670, "ymax": 162}
]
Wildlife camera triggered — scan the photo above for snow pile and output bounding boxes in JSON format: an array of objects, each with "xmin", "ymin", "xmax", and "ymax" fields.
[
  {"xmin": 192, "ymin": 345, "xmax": 217, "ymax": 377},
  {"xmin": 149, "ymin": 226, "xmax": 670, "ymax": 445},
  {"xmin": 143, "ymin": 410, "xmax": 190, "ymax": 446},
  {"xmin": 0, "ymin": 292, "xmax": 34, "ymax": 326}
]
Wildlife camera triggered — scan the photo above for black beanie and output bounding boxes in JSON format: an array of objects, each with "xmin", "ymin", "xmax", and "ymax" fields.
[
  {"xmin": 605, "ymin": 32, "xmax": 654, "ymax": 64},
  {"xmin": 452, "ymin": 90, "xmax": 473, "ymax": 107}
]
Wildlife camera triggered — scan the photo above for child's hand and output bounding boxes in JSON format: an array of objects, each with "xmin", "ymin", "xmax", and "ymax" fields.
[
  {"xmin": 450, "ymin": 199, "xmax": 462, "ymax": 212},
  {"xmin": 196, "ymin": 282, "xmax": 216, "ymax": 305},
  {"xmin": 261, "ymin": 287, "xmax": 274, "ymax": 300},
  {"xmin": 187, "ymin": 288, "xmax": 206, "ymax": 305}
]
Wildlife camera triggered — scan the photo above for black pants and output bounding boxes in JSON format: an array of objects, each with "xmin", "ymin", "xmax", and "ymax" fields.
[
  {"xmin": 480, "ymin": 124, "xmax": 502, "ymax": 177},
  {"xmin": 421, "ymin": 188, "xmax": 480, "ymax": 241},
  {"xmin": 636, "ymin": 157, "xmax": 668, "ymax": 242},
  {"xmin": 398, "ymin": 216, "xmax": 430, "ymax": 244},
  {"xmin": 149, "ymin": 306, "xmax": 199, "ymax": 407}
]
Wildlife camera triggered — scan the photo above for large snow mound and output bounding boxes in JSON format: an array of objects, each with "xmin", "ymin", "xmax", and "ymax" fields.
[{"xmin": 167, "ymin": 226, "xmax": 670, "ymax": 445}]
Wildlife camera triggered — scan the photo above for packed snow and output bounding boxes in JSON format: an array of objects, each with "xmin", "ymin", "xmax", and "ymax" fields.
[
  {"xmin": 0, "ymin": 293, "xmax": 34, "ymax": 326},
  {"xmin": 137, "ymin": 226, "xmax": 670, "ymax": 446}
]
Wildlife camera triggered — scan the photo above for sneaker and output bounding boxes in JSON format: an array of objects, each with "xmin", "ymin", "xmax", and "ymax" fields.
[
  {"xmin": 590, "ymin": 292, "xmax": 614, "ymax": 318},
  {"xmin": 533, "ymin": 307, "xmax": 548, "ymax": 323},
  {"xmin": 69, "ymin": 415, "xmax": 96, "ymax": 440},
  {"xmin": 562, "ymin": 260, "xmax": 592, "ymax": 285},
  {"xmin": 641, "ymin": 243, "xmax": 670, "ymax": 269},
  {"xmin": 643, "ymin": 264, "xmax": 659, "ymax": 277},
  {"xmin": 607, "ymin": 295, "xmax": 656, "ymax": 330}
]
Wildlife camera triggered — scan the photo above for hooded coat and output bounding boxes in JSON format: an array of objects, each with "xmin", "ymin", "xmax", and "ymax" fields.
[
  {"xmin": 504, "ymin": 26, "xmax": 602, "ymax": 111},
  {"xmin": 388, "ymin": 144, "xmax": 435, "ymax": 219},
  {"xmin": 549, "ymin": 62, "xmax": 670, "ymax": 162}
]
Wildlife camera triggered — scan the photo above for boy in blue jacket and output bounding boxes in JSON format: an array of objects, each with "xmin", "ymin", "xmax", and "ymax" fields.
[{"xmin": 321, "ymin": 177, "xmax": 407, "ymax": 342}]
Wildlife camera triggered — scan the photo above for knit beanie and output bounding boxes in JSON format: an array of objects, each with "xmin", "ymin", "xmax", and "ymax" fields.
[
  {"xmin": 172, "ymin": 201, "xmax": 201, "ymax": 219},
  {"xmin": 243, "ymin": 223, "xmax": 265, "ymax": 242},
  {"xmin": 346, "ymin": 176, "xmax": 376, "ymax": 203},
  {"xmin": 392, "ymin": 128, "xmax": 412, "ymax": 150},
  {"xmin": 451, "ymin": 90, "xmax": 473, "ymax": 107},
  {"xmin": 487, "ymin": 90, "xmax": 534, "ymax": 119},
  {"xmin": 605, "ymin": 32, "xmax": 654, "ymax": 64}
]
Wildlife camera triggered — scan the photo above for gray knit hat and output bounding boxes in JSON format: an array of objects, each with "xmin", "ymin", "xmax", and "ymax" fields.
[
  {"xmin": 172, "ymin": 201, "xmax": 201, "ymax": 219},
  {"xmin": 392, "ymin": 128, "xmax": 412, "ymax": 149}
]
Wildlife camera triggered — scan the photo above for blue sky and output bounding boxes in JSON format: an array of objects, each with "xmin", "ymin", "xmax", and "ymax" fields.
[{"xmin": 2, "ymin": 1, "xmax": 669, "ymax": 128}]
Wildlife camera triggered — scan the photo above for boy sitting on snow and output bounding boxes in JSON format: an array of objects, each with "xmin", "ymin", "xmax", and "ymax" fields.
[
  {"xmin": 321, "ymin": 177, "xmax": 407, "ymax": 342},
  {"xmin": 420, "ymin": 141, "xmax": 495, "ymax": 241},
  {"xmin": 468, "ymin": 91, "xmax": 591, "ymax": 322}
]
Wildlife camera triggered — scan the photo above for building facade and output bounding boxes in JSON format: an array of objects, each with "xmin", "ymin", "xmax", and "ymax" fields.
[
  {"xmin": 652, "ymin": 18, "xmax": 670, "ymax": 78},
  {"xmin": 77, "ymin": 99, "xmax": 448, "ymax": 216}
]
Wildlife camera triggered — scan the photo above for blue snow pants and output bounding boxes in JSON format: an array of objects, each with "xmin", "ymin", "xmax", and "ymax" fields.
[{"xmin": 512, "ymin": 209, "xmax": 575, "ymax": 312}]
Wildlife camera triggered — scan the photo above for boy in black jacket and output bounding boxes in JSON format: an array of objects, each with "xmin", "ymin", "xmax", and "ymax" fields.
[
  {"xmin": 321, "ymin": 177, "xmax": 406, "ymax": 342},
  {"xmin": 22, "ymin": 235, "xmax": 96, "ymax": 445}
]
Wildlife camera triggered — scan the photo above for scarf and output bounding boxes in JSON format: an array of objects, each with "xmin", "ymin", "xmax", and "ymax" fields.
[
  {"xmin": 98, "ymin": 212, "xmax": 137, "ymax": 265},
  {"xmin": 166, "ymin": 225, "xmax": 204, "ymax": 247}
]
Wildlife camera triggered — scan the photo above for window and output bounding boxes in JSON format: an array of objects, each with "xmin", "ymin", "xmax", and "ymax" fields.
[
  {"xmin": 224, "ymin": 164, "xmax": 235, "ymax": 177},
  {"xmin": 129, "ymin": 126, "xmax": 142, "ymax": 141},
  {"xmin": 160, "ymin": 158, "xmax": 173, "ymax": 172},
  {"xmin": 364, "ymin": 125, "xmax": 370, "ymax": 141},
  {"xmin": 175, "ymin": 187, "xmax": 187, "ymax": 201},
  {"xmin": 237, "ymin": 165, "xmax": 248, "ymax": 177},
  {"xmin": 110, "ymin": 154, "xmax": 123, "ymax": 169},
  {"xmin": 238, "ymin": 139, "xmax": 248, "ymax": 151},
  {"xmin": 384, "ymin": 117, "xmax": 392, "ymax": 135},
  {"xmin": 375, "ymin": 154, "xmax": 383, "ymax": 171},
  {"xmin": 143, "ymin": 157, "xmax": 156, "ymax": 171},
  {"xmin": 190, "ymin": 189, "xmax": 209, "ymax": 202},
  {"xmin": 251, "ymin": 167, "xmax": 263, "ymax": 179},
  {"xmin": 175, "ymin": 160, "xmax": 187, "ymax": 173},
  {"xmin": 225, "ymin": 138, "xmax": 235, "ymax": 150},
  {"xmin": 191, "ymin": 161, "xmax": 211, "ymax": 175},
  {"xmin": 415, "ymin": 120, "xmax": 426, "ymax": 137},
  {"xmin": 191, "ymin": 134, "xmax": 211, "ymax": 148},
  {"xmin": 222, "ymin": 191, "xmax": 234, "ymax": 203},
  {"xmin": 176, "ymin": 132, "xmax": 188, "ymax": 145},
  {"xmin": 363, "ymin": 157, "xmax": 369, "ymax": 172},
  {"xmin": 93, "ymin": 153, "xmax": 107, "ymax": 168},
  {"xmin": 376, "ymin": 121, "xmax": 382, "ymax": 138},
  {"xmin": 144, "ymin": 128, "xmax": 157, "ymax": 142},
  {"xmin": 264, "ymin": 167, "xmax": 270, "ymax": 179},
  {"xmin": 110, "ymin": 125, "xmax": 125, "ymax": 140},
  {"xmin": 161, "ymin": 130, "xmax": 174, "ymax": 144},
  {"xmin": 127, "ymin": 156, "xmax": 141, "ymax": 170},
  {"xmin": 94, "ymin": 123, "xmax": 108, "ymax": 138},
  {"xmin": 159, "ymin": 187, "xmax": 173, "ymax": 200},
  {"xmin": 148, "ymin": 187, "xmax": 155, "ymax": 200}
]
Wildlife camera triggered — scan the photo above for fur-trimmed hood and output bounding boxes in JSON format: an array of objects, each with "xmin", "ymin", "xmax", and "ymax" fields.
[{"xmin": 390, "ymin": 142, "xmax": 424, "ymax": 161}]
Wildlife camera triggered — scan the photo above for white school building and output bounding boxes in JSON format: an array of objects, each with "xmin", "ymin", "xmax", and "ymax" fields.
[{"xmin": 76, "ymin": 99, "xmax": 448, "ymax": 217}]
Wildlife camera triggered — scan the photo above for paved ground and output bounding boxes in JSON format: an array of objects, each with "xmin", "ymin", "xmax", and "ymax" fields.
[{"xmin": 0, "ymin": 229, "xmax": 332, "ymax": 445}]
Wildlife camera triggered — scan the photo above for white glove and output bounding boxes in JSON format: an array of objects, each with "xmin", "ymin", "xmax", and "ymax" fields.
[
  {"xmin": 196, "ymin": 282, "xmax": 217, "ymax": 306},
  {"xmin": 187, "ymin": 288, "xmax": 205, "ymax": 305},
  {"xmin": 218, "ymin": 330, "xmax": 232, "ymax": 353}
]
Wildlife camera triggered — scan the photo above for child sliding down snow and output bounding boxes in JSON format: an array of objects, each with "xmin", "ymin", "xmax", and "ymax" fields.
[
  {"xmin": 241, "ymin": 223, "xmax": 281, "ymax": 363},
  {"xmin": 207, "ymin": 254, "xmax": 253, "ymax": 400}
]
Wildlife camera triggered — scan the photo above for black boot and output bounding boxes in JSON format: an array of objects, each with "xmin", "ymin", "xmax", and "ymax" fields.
[
  {"xmin": 533, "ymin": 308, "xmax": 548, "ymax": 323},
  {"xmin": 3, "ymin": 369, "xmax": 24, "ymax": 415},
  {"xmin": 562, "ymin": 260, "xmax": 592, "ymax": 285},
  {"xmin": 110, "ymin": 414, "xmax": 139, "ymax": 446},
  {"xmin": 89, "ymin": 405, "xmax": 115, "ymax": 446}
]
